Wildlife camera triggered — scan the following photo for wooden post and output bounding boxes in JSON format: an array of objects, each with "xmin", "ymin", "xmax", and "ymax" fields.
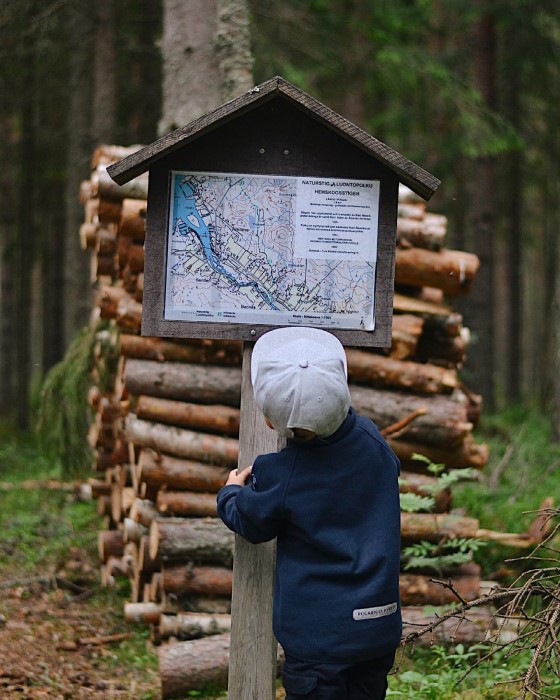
[{"xmin": 227, "ymin": 344, "xmax": 285, "ymax": 699}]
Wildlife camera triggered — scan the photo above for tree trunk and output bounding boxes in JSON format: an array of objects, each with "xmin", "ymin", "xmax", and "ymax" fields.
[
  {"xmin": 157, "ymin": 490, "xmax": 218, "ymax": 517},
  {"xmin": 158, "ymin": 611, "xmax": 231, "ymax": 640},
  {"xmin": 119, "ymin": 334, "xmax": 242, "ymax": 366},
  {"xmin": 92, "ymin": 0, "xmax": 117, "ymax": 143},
  {"xmin": 162, "ymin": 564, "xmax": 233, "ymax": 596},
  {"xmin": 346, "ymin": 349, "xmax": 457, "ymax": 394},
  {"xmin": 399, "ymin": 565, "xmax": 481, "ymax": 605},
  {"xmin": 149, "ymin": 517, "xmax": 235, "ymax": 565},
  {"xmin": 388, "ymin": 435, "xmax": 489, "ymax": 470},
  {"xmin": 216, "ymin": 0, "xmax": 254, "ymax": 101},
  {"xmin": 159, "ymin": 632, "xmax": 232, "ymax": 699},
  {"xmin": 350, "ymin": 385, "xmax": 472, "ymax": 447},
  {"xmin": 125, "ymin": 415, "xmax": 239, "ymax": 467},
  {"xmin": 15, "ymin": 3, "xmax": 36, "ymax": 429},
  {"xmin": 159, "ymin": 0, "xmax": 221, "ymax": 134},
  {"xmin": 64, "ymin": 0, "xmax": 93, "ymax": 348},
  {"xmin": 159, "ymin": 632, "xmax": 283, "ymax": 699},
  {"xmin": 400, "ymin": 513, "xmax": 479, "ymax": 543},
  {"xmin": 136, "ymin": 396, "xmax": 240, "ymax": 435},
  {"xmin": 138, "ymin": 449, "xmax": 230, "ymax": 492},
  {"xmin": 463, "ymin": 4, "xmax": 497, "ymax": 406},
  {"xmin": 395, "ymin": 247, "xmax": 479, "ymax": 295},
  {"xmin": 124, "ymin": 359, "xmax": 242, "ymax": 406}
]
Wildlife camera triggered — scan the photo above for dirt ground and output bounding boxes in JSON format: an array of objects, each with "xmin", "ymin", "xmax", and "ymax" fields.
[{"xmin": 0, "ymin": 580, "xmax": 161, "ymax": 700}]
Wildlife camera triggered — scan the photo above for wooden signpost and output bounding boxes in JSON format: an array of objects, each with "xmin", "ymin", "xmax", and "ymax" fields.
[{"xmin": 108, "ymin": 75, "xmax": 439, "ymax": 700}]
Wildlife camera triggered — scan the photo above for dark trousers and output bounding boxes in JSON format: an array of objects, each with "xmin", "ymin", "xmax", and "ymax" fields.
[{"xmin": 282, "ymin": 650, "xmax": 395, "ymax": 700}]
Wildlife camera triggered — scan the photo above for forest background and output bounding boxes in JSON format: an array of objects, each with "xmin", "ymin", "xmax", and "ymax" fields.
[{"xmin": 0, "ymin": 0, "xmax": 559, "ymax": 437}]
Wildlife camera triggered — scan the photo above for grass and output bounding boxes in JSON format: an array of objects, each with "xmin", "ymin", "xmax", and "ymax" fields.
[
  {"xmin": 0, "ymin": 424, "xmax": 160, "ymax": 693},
  {"xmin": 0, "ymin": 406, "xmax": 558, "ymax": 699}
]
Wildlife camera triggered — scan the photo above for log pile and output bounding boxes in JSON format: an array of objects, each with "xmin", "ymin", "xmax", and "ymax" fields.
[{"xmin": 81, "ymin": 148, "xmax": 500, "ymax": 696}]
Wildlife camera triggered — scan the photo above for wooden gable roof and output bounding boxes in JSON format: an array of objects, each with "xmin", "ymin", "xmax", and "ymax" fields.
[{"xmin": 107, "ymin": 76, "xmax": 440, "ymax": 200}]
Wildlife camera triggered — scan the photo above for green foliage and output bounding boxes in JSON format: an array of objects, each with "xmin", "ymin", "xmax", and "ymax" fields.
[
  {"xmin": 402, "ymin": 538, "xmax": 487, "ymax": 573},
  {"xmin": 399, "ymin": 455, "xmax": 485, "ymax": 571},
  {"xmin": 455, "ymin": 406, "xmax": 560, "ymax": 534},
  {"xmin": 399, "ymin": 492, "xmax": 436, "ymax": 513},
  {"xmin": 389, "ymin": 643, "xmax": 560, "ymax": 699},
  {"xmin": 0, "ymin": 486, "xmax": 99, "ymax": 575},
  {"xmin": 36, "ymin": 322, "xmax": 117, "ymax": 479},
  {"xmin": 399, "ymin": 456, "xmax": 477, "ymax": 514}
]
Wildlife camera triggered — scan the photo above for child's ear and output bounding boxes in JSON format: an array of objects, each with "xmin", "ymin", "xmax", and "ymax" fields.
[{"xmin": 264, "ymin": 418, "xmax": 274, "ymax": 430}]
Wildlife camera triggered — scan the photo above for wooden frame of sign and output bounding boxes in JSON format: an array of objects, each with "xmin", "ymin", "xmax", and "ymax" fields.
[{"xmin": 108, "ymin": 76, "xmax": 440, "ymax": 349}]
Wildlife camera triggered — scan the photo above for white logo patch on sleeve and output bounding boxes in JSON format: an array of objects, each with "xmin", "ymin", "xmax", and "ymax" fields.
[{"xmin": 353, "ymin": 602, "xmax": 398, "ymax": 620}]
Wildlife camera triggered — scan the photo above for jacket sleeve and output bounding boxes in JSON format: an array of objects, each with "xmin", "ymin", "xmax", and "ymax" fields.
[{"xmin": 216, "ymin": 454, "xmax": 288, "ymax": 544}]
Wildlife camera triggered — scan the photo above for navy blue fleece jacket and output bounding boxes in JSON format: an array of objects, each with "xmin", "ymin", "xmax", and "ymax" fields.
[{"xmin": 217, "ymin": 408, "xmax": 402, "ymax": 664}]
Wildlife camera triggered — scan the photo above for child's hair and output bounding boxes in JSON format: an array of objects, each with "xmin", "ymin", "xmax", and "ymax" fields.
[{"xmin": 251, "ymin": 327, "xmax": 351, "ymax": 439}]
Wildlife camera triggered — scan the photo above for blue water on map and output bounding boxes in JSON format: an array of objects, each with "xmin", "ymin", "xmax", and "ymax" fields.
[{"xmin": 174, "ymin": 177, "xmax": 279, "ymax": 310}]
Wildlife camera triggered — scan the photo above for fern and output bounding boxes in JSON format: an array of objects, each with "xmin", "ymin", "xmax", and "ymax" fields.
[
  {"xmin": 36, "ymin": 322, "xmax": 114, "ymax": 478},
  {"xmin": 399, "ymin": 492, "xmax": 436, "ymax": 513},
  {"xmin": 402, "ymin": 538, "xmax": 487, "ymax": 573}
]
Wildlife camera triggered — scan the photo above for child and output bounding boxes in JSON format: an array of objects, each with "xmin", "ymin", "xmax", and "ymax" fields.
[{"xmin": 217, "ymin": 327, "xmax": 401, "ymax": 700}]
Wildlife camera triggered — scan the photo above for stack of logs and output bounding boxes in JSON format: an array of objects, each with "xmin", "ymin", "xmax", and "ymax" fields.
[{"xmin": 82, "ymin": 145, "xmax": 497, "ymax": 697}]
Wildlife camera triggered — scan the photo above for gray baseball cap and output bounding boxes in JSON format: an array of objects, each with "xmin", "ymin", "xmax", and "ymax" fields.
[{"xmin": 251, "ymin": 327, "xmax": 351, "ymax": 438}]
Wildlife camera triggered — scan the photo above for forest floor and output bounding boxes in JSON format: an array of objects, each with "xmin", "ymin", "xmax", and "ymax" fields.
[{"xmin": 0, "ymin": 565, "xmax": 161, "ymax": 699}]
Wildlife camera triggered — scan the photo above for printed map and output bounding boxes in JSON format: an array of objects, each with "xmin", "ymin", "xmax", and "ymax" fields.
[{"xmin": 164, "ymin": 171, "xmax": 379, "ymax": 330}]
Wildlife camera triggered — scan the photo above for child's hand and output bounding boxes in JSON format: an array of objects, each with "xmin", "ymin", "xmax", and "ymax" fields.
[{"xmin": 225, "ymin": 465, "xmax": 252, "ymax": 487}]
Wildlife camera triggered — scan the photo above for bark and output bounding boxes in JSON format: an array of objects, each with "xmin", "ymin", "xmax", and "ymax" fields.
[
  {"xmin": 124, "ymin": 359, "xmax": 242, "ymax": 406},
  {"xmin": 98, "ymin": 529, "xmax": 124, "ymax": 563},
  {"xmin": 116, "ymin": 295, "xmax": 143, "ymax": 333},
  {"xmin": 150, "ymin": 517, "xmax": 235, "ymax": 565},
  {"xmin": 91, "ymin": 165, "xmax": 149, "ymax": 201},
  {"xmin": 216, "ymin": 0, "xmax": 254, "ymax": 101},
  {"xmin": 136, "ymin": 535, "xmax": 161, "ymax": 575},
  {"xmin": 393, "ymin": 291, "xmax": 451, "ymax": 315},
  {"xmin": 119, "ymin": 334, "xmax": 242, "ymax": 366},
  {"xmin": 119, "ymin": 198, "xmax": 147, "ymax": 241},
  {"xmin": 122, "ymin": 517, "xmax": 148, "ymax": 544},
  {"xmin": 136, "ymin": 396, "xmax": 240, "ymax": 436},
  {"xmin": 387, "ymin": 435, "xmax": 489, "ymax": 470},
  {"xmin": 463, "ymin": 5, "xmax": 497, "ymax": 405},
  {"xmin": 124, "ymin": 601, "xmax": 162, "ymax": 625},
  {"xmin": 92, "ymin": 0, "xmax": 117, "ymax": 144},
  {"xmin": 125, "ymin": 415, "xmax": 239, "ymax": 467},
  {"xmin": 158, "ymin": 611, "xmax": 231, "ymax": 640},
  {"xmin": 397, "ymin": 214, "xmax": 447, "ymax": 250},
  {"xmin": 127, "ymin": 243, "xmax": 145, "ymax": 273},
  {"xmin": 400, "ymin": 565, "xmax": 481, "ymax": 605},
  {"xmin": 162, "ymin": 564, "xmax": 233, "ymax": 596},
  {"xmin": 159, "ymin": 632, "xmax": 232, "ymax": 699},
  {"xmin": 92, "ymin": 145, "xmax": 143, "ymax": 167},
  {"xmin": 157, "ymin": 490, "xmax": 218, "ymax": 517},
  {"xmin": 350, "ymin": 386, "xmax": 472, "ymax": 448},
  {"xmin": 346, "ymin": 349, "xmax": 457, "ymax": 394},
  {"xmin": 395, "ymin": 247, "xmax": 480, "ymax": 295},
  {"xmin": 158, "ymin": 632, "xmax": 284, "ymax": 699},
  {"xmin": 389, "ymin": 314, "xmax": 424, "ymax": 360},
  {"xmin": 64, "ymin": 0, "xmax": 93, "ymax": 347},
  {"xmin": 138, "ymin": 449, "xmax": 230, "ymax": 492},
  {"xmin": 400, "ymin": 512, "xmax": 479, "ymax": 543},
  {"xmin": 130, "ymin": 497, "xmax": 159, "ymax": 527},
  {"xmin": 159, "ymin": 0, "xmax": 221, "ymax": 134}
]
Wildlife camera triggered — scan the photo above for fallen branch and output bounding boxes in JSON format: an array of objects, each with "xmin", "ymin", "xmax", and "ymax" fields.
[{"xmin": 381, "ymin": 407, "xmax": 428, "ymax": 438}]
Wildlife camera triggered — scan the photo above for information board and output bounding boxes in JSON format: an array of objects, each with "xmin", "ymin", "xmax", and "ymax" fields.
[{"xmin": 164, "ymin": 171, "xmax": 380, "ymax": 331}]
